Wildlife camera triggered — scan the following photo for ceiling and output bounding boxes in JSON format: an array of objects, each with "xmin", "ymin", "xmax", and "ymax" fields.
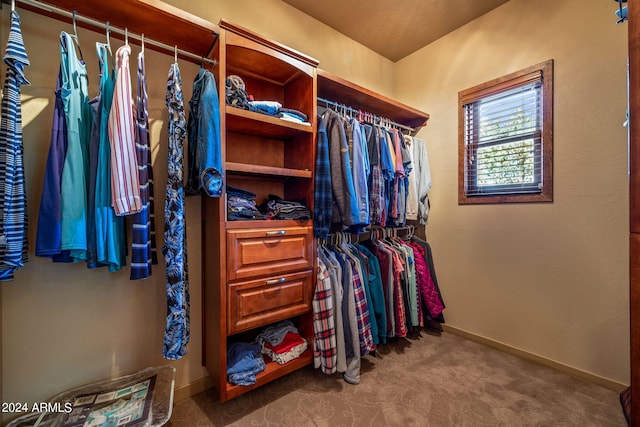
[{"xmin": 281, "ymin": 0, "xmax": 511, "ymax": 62}]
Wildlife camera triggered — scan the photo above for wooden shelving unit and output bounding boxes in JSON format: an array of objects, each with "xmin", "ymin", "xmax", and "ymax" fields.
[{"xmin": 202, "ymin": 20, "xmax": 319, "ymax": 402}]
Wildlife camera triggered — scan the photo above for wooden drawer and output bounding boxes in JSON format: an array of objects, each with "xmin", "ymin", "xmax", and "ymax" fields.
[
  {"xmin": 226, "ymin": 226, "xmax": 313, "ymax": 281},
  {"xmin": 227, "ymin": 270, "xmax": 312, "ymax": 334}
]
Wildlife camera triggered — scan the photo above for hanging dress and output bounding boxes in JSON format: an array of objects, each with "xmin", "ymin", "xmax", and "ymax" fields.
[
  {"xmin": 163, "ymin": 62, "xmax": 189, "ymax": 360},
  {"xmin": 0, "ymin": 10, "xmax": 30, "ymax": 280},
  {"xmin": 35, "ymin": 66, "xmax": 70, "ymax": 262},
  {"xmin": 59, "ymin": 31, "xmax": 92, "ymax": 262},
  {"xmin": 130, "ymin": 49, "xmax": 157, "ymax": 280},
  {"xmin": 95, "ymin": 43, "xmax": 125, "ymax": 272}
]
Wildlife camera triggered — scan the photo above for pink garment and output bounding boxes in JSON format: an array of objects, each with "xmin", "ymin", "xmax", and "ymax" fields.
[
  {"xmin": 409, "ymin": 242, "xmax": 444, "ymax": 318},
  {"xmin": 108, "ymin": 44, "xmax": 142, "ymax": 215},
  {"xmin": 390, "ymin": 248, "xmax": 407, "ymax": 338}
]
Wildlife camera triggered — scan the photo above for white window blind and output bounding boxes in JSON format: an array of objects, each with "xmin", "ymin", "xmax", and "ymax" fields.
[{"xmin": 463, "ymin": 81, "xmax": 543, "ymax": 196}]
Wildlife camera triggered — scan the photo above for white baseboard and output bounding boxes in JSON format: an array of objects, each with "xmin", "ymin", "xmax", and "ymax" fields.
[{"xmin": 442, "ymin": 324, "xmax": 628, "ymax": 392}]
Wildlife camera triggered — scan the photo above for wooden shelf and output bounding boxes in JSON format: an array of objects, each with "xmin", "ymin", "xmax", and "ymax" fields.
[
  {"xmin": 224, "ymin": 349, "xmax": 313, "ymax": 400},
  {"xmin": 225, "ymin": 219, "xmax": 312, "ymax": 229},
  {"xmin": 221, "ymin": 19, "xmax": 319, "ymax": 71},
  {"xmin": 226, "ymin": 162, "xmax": 312, "ymax": 179},
  {"xmin": 317, "ymin": 69, "xmax": 429, "ymax": 130},
  {"xmin": 20, "ymin": 0, "xmax": 220, "ymax": 61},
  {"xmin": 226, "ymin": 106, "xmax": 313, "ymax": 139}
]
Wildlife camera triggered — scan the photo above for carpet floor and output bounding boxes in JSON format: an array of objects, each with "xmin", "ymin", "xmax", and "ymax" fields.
[{"xmin": 166, "ymin": 331, "xmax": 627, "ymax": 426}]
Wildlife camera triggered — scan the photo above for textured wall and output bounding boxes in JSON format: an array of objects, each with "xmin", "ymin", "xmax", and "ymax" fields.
[{"xmin": 394, "ymin": 0, "xmax": 630, "ymax": 384}]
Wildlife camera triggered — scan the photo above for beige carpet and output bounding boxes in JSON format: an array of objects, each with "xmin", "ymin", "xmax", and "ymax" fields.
[{"xmin": 166, "ymin": 332, "xmax": 627, "ymax": 426}]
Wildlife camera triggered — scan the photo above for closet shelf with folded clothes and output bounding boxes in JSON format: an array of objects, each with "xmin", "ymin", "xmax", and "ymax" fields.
[
  {"xmin": 226, "ymin": 347, "xmax": 313, "ymax": 400},
  {"xmin": 226, "ymin": 106, "xmax": 313, "ymax": 138}
]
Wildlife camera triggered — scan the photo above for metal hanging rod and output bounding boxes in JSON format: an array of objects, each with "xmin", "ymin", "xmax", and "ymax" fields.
[
  {"xmin": 10, "ymin": 0, "xmax": 218, "ymax": 66},
  {"xmin": 321, "ymin": 225, "xmax": 416, "ymax": 246},
  {"xmin": 317, "ymin": 96, "xmax": 416, "ymax": 134}
]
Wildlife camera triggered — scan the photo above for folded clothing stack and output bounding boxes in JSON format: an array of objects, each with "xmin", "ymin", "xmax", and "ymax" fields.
[
  {"xmin": 227, "ymin": 186, "xmax": 266, "ymax": 221},
  {"xmin": 226, "ymin": 341, "xmax": 266, "ymax": 386},
  {"xmin": 247, "ymin": 101, "xmax": 309, "ymax": 124},
  {"xmin": 225, "ymin": 75, "xmax": 309, "ymax": 124},
  {"xmin": 278, "ymin": 107, "xmax": 308, "ymax": 124},
  {"xmin": 259, "ymin": 194, "xmax": 311, "ymax": 220},
  {"xmin": 255, "ymin": 320, "xmax": 308, "ymax": 365}
]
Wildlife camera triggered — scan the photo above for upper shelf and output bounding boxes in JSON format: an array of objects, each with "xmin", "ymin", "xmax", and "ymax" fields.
[
  {"xmin": 16, "ymin": 0, "xmax": 220, "ymax": 60},
  {"xmin": 317, "ymin": 69, "xmax": 429, "ymax": 130},
  {"xmin": 226, "ymin": 106, "xmax": 313, "ymax": 139}
]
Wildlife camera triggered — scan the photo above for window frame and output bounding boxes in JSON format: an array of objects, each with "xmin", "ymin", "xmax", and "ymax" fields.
[{"xmin": 458, "ymin": 59, "xmax": 554, "ymax": 205}]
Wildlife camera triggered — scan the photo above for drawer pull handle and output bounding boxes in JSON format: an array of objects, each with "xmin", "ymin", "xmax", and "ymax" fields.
[
  {"xmin": 266, "ymin": 277, "xmax": 286, "ymax": 285},
  {"xmin": 266, "ymin": 230, "xmax": 286, "ymax": 236}
]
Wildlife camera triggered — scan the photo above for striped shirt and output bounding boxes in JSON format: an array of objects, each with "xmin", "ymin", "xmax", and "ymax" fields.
[
  {"xmin": 130, "ymin": 51, "xmax": 157, "ymax": 280},
  {"xmin": 108, "ymin": 44, "xmax": 142, "ymax": 216},
  {"xmin": 0, "ymin": 11, "xmax": 30, "ymax": 280}
]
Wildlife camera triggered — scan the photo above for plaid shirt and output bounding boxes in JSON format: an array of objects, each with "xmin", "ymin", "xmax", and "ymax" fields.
[
  {"xmin": 369, "ymin": 165, "xmax": 385, "ymax": 226},
  {"xmin": 313, "ymin": 258, "xmax": 337, "ymax": 374},
  {"xmin": 314, "ymin": 115, "xmax": 332, "ymax": 238},
  {"xmin": 391, "ymin": 249, "xmax": 408, "ymax": 338},
  {"xmin": 344, "ymin": 249, "xmax": 376, "ymax": 356}
]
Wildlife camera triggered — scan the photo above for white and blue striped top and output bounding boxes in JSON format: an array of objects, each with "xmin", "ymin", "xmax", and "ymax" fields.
[{"xmin": 0, "ymin": 10, "xmax": 30, "ymax": 281}]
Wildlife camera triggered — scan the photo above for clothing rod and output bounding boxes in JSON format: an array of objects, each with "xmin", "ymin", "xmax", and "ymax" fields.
[
  {"xmin": 11, "ymin": 0, "xmax": 218, "ymax": 66},
  {"xmin": 324, "ymin": 225, "xmax": 416, "ymax": 242},
  {"xmin": 317, "ymin": 96, "xmax": 416, "ymax": 134}
]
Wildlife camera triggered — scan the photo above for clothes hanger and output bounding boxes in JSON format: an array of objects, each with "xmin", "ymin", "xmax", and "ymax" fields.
[
  {"xmin": 174, "ymin": 45, "xmax": 178, "ymax": 64},
  {"xmin": 141, "ymin": 33, "xmax": 145, "ymax": 55},
  {"xmin": 616, "ymin": 0, "xmax": 628, "ymax": 24},
  {"xmin": 70, "ymin": 10, "xmax": 84, "ymax": 60},
  {"xmin": 104, "ymin": 21, "xmax": 112, "ymax": 56},
  {"xmin": 11, "ymin": 0, "xmax": 15, "ymax": 12}
]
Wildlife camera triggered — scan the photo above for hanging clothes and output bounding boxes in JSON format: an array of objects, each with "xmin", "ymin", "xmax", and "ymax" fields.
[
  {"xmin": 319, "ymin": 245, "xmax": 347, "ymax": 373},
  {"xmin": 313, "ymin": 229, "xmax": 445, "ymax": 382},
  {"xmin": 0, "ymin": 10, "xmax": 30, "ymax": 280},
  {"xmin": 323, "ymin": 108, "xmax": 359, "ymax": 227},
  {"xmin": 130, "ymin": 49, "xmax": 157, "ymax": 280},
  {"xmin": 348, "ymin": 118, "xmax": 370, "ymax": 227},
  {"xmin": 108, "ymin": 43, "xmax": 142, "ymax": 216},
  {"xmin": 59, "ymin": 31, "xmax": 92, "ymax": 262},
  {"xmin": 409, "ymin": 237, "xmax": 445, "ymax": 322},
  {"xmin": 95, "ymin": 42, "xmax": 126, "ymax": 272},
  {"xmin": 405, "ymin": 135, "xmax": 431, "ymax": 225},
  {"xmin": 313, "ymin": 254, "xmax": 337, "ymax": 374},
  {"xmin": 186, "ymin": 68, "xmax": 223, "ymax": 197},
  {"xmin": 366, "ymin": 125, "xmax": 385, "ymax": 226},
  {"xmin": 35, "ymin": 66, "xmax": 70, "ymax": 262},
  {"xmin": 163, "ymin": 62, "xmax": 190, "ymax": 360},
  {"xmin": 86, "ymin": 68, "xmax": 101, "ymax": 268},
  {"xmin": 313, "ymin": 114, "xmax": 332, "ymax": 239}
]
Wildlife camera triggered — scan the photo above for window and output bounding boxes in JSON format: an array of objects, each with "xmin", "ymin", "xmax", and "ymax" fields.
[{"xmin": 458, "ymin": 60, "xmax": 553, "ymax": 204}]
